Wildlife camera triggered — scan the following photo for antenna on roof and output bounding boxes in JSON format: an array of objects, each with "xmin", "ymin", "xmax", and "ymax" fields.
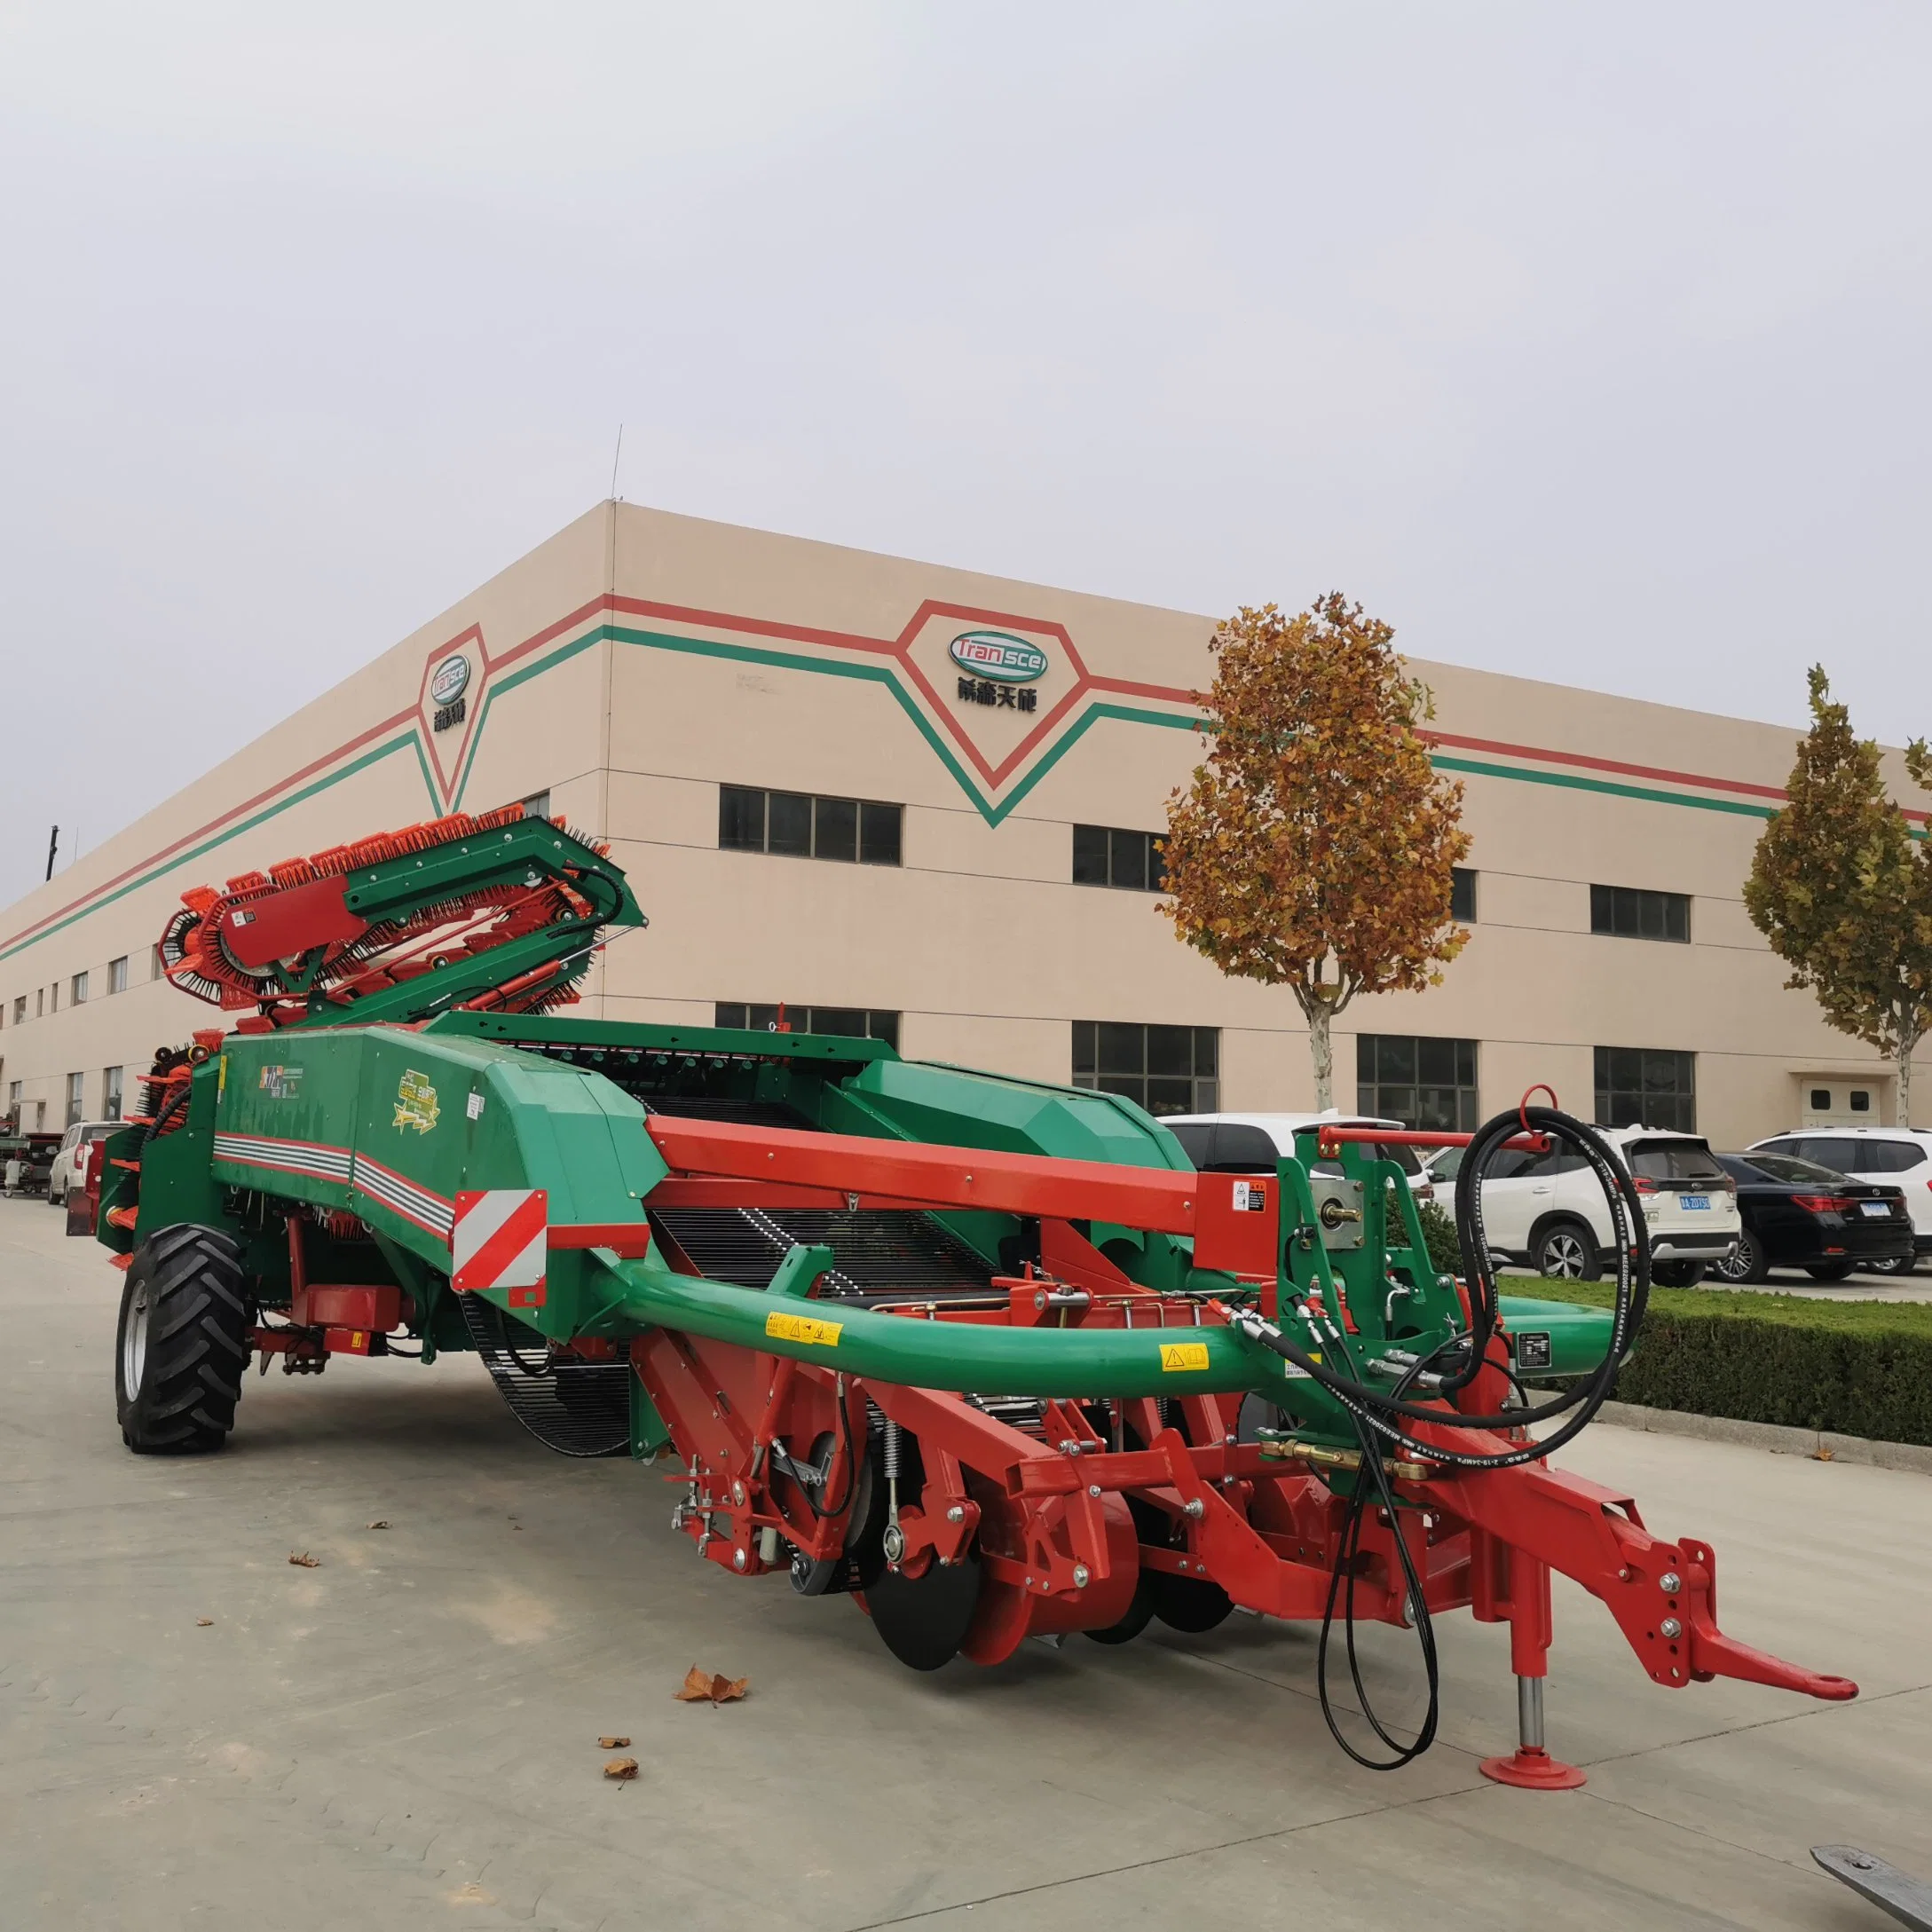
[
  {"xmin": 609, "ymin": 422, "xmax": 624, "ymax": 501},
  {"xmin": 44, "ymin": 824, "xmax": 58, "ymax": 881}
]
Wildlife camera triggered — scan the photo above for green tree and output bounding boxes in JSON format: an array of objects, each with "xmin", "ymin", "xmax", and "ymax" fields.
[
  {"xmin": 1745, "ymin": 667, "xmax": 1932, "ymax": 1126},
  {"xmin": 1160, "ymin": 595, "xmax": 1470, "ymax": 1110}
]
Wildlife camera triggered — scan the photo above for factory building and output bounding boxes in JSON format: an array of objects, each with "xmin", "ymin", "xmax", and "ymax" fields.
[{"xmin": 0, "ymin": 502, "xmax": 1916, "ymax": 1150}]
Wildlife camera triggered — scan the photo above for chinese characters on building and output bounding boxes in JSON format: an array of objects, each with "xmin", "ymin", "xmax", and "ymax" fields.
[{"xmin": 957, "ymin": 678, "xmax": 1037, "ymax": 711}]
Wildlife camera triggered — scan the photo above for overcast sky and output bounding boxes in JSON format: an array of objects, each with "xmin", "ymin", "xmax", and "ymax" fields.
[{"xmin": 3, "ymin": 4, "xmax": 1928, "ymax": 910}]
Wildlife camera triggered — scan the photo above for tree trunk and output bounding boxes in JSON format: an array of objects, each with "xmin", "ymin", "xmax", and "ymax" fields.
[
  {"xmin": 1307, "ymin": 1003, "xmax": 1334, "ymax": 1112},
  {"xmin": 1899, "ymin": 1029, "xmax": 1916, "ymax": 1130}
]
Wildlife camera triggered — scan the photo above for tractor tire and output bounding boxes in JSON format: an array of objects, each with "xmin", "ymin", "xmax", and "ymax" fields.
[
  {"xmin": 115, "ymin": 1225, "xmax": 250, "ymax": 1454},
  {"xmin": 1534, "ymin": 1218, "xmax": 1601, "ymax": 1282}
]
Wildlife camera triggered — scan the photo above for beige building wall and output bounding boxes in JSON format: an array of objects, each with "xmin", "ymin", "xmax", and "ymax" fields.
[{"xmin": 1, "ymin": 501, "xmax": 1918, "ymax": 1153}]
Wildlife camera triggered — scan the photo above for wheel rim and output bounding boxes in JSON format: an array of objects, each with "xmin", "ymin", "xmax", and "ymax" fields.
[
  {"xmin": 1542, "ymin": 1232, "xmax": 1585, "ymax": 1278},
  {"xmin": 122, "ymin": 1281, "xmax": 149, "ymax": 1395},
  {"xmin": 1715, "ymin": 1240, "xmax": 1754, "ymax": 1281}
]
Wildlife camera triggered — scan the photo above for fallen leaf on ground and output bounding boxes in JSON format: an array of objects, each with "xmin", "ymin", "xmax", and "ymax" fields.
[
  {"xmin": 603, "ymin": 1756, "xmax": 639, "ymax": 1781},
  {"xmin": 675, "ymin": 1666, "xmax": 749, "ymax": 1705},
  {"xmin": 1814, "ymin": 1447, "xmax": 1835, "ymax": 1463},
  {"xmin": 597, "ymin": 1735, "xmax": 630, "ymax": 1749},
  {"xmin": 195, "ymin": 1618, "xmax": 213, "ymax": 1628},
  {"xmin": 288, "ymin": 1551, "xmax": 321, "ymax": 1568},
  {"xmin": 367, "ymin": 1520, "xmax": 391, "ymax": 1530}
]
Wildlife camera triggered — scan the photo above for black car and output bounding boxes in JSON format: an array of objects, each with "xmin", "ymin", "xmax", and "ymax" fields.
[{"xmin": 1712, "ymin": 1154, "xmax": 1912, "ymax": 1282}]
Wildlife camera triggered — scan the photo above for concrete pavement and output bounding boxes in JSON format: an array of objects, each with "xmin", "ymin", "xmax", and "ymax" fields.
[{"xmin": 3, "ymin": 1195, "xmax": 1928, "ymax": 1931}]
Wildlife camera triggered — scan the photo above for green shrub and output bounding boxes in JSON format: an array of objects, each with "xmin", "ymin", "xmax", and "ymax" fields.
[
  {"xmin": 1414, "ymin": 1198, "xmax": 1463, "ymax": 1278},
  {"xmin": 1514, "ymin": 1277, "xmax": 1932, "ymax": 1447}
]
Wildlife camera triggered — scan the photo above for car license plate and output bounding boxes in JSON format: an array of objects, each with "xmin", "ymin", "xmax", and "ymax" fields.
[
  {"xmin": 1860, "ymin": 1201, "xmax": 1891, "ymax": 1218},
  {"xmin": 1679, "ymin": 1195, "xmax": 1709, "ymax": 1210}
]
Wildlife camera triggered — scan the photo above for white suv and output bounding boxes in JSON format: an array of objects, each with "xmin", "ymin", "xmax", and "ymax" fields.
[
  {"xmin": 48, "ymin": 1120, "xmax": 120, "ymax": 1206},
  {"xmin": 1747, "ymin": 1128, "xmax": 1932, "ymax": 1275},
  {"xmin": 1163, "ymin": 1111, "xmax": 1440, "ymax": 1203},
  {"xmin": 1477, "ymin": 1127, "xmax": 1741, "ymax": 1286}
]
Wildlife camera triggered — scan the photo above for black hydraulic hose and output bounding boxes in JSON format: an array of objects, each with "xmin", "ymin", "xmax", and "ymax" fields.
[{"xmin": 1225, "ymin": 1105, "xmax": 1650, "ymax": 1472}]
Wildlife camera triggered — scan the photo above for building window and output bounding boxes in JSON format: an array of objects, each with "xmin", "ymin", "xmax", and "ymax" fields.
[
  {"xmin": 71, "ymin": 972, "xmax": 89, "ymax": 1005},
  {"xmin": 1071, "ymin": 1022, "xmax": 1218, "ymax": 1116},
  {"xmin": 1356, "ymin": 1035, "xmax": 1479, "ymax": 1133},
  {"xmin": 107, "ymin": 956, "xmax": 129, "ymax": 995},
  {"xmin": 6, "ymin": 1080, "xmax": 19, "ymax": 1111},
  {"xmin": 1590, "ymin": 884, "xmax": 1690, "ymax": 943},
  {"xmin": 521, "ymin": 789, "xmax": 551, "ymax": 821},
  {"xmin": 65, "ymin": 1071, "xmax": 84, "ymax": 1127},
  {"xmin": 48, "ymin": 984, "xmax": 57, "ymax": 1013},
  {"xmin": 1850, "ymin": 1089, "xmax": 1872, "ymax": 1113},
  {"xmin": 1072, "ymin": 825, "xmax": 1166, "ymax": 892},
  {"xmin": 1450, "ymin": 868, "xmax": 1477, "ymax": 921},
  {"xmin": 719, "ymin": 785, "xmax": 903, "ymax": 865},
  {"xmin": 1809, "ymin": 1087, "xmax": 1831, "ymax": 1111},
  {"xmin": 1595, "ymin": 1046, "xmax": 1696, "ymax": 1132},
  {"xmin": 11, "ymin": 997, "xmax": 22, "ymax": 1025},
  {"xmin": 152, "ymin": 944, "xmax": 166, "ymax": 980},
  {"xmin": 714, "ymin": 1003, "xmax": 900, "ymax": 1050},
  {"xmin": 102, "ymin": 1067, "xmax": 123, "ymax": 1120}
]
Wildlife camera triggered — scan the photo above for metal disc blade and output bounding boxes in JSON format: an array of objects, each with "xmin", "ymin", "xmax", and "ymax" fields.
[
  {"xmin": 864, "ymin": 1551, "xmax": 983, "ymax": 1671},
  {"xmin": 1150, "ymin": 1571, "xmax": 1234, "ymax": 1634}
]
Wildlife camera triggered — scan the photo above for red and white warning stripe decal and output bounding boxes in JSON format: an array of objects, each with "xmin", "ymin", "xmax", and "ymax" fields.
[{"xmin": 452, "ymin": 1188, "xmax": 548, "ymax": 1308}]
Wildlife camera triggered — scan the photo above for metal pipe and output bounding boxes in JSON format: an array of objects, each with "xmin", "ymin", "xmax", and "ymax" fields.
[{"xmin": 1517, "ymin": 1674, "xmax": 1545, "ymax": 1752}]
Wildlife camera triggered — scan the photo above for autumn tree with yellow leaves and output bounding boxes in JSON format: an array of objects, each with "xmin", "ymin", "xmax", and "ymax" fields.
[
  {"xmin": 1161, "ymin": 596, "xmax": 1471, "ymax": 1112},
  {"xmin": 1745, "ymin": 667, "xmax": 1932, "ymax": 1126}
]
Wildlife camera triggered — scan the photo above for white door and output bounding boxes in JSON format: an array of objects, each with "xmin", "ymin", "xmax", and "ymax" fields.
[{"xmin": 1798, "ymin": 1081, "xmax": 1885, "ymax": 1128}]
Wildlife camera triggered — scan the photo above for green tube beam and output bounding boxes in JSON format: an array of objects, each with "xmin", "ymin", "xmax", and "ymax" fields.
[{"xmin": 601, "ymin": 1254, "xmax": 1282, "ymax": 1398}]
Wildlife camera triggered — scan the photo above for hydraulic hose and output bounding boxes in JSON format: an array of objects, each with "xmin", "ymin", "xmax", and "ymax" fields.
[{"xmin": 1224, "ymin": 1104, "xmax": 1650, "ymax": 1472}]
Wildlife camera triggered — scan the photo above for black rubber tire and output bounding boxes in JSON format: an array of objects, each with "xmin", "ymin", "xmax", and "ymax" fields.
[
  {"xmin": 1652, "ymin": 1260, "xmax": 1707, "ymax": 1287},
  {"xmin": 1865, "ymin": 1253, "xmax": 1921, "ymax": 1277},
  {"xmin": 1713, "ymin": 1229, "xmax": 1769, "ymax": 1285},
  {"xmin": 115, "ymin": 1225, "xmax": 250, "ymax": 1454},
  {"xmin": 1534, "ymin": 1218, "xmax": 1602, "ymax": 1282},
  {"xmin": 1805, "ymin": 1260, "xmax": 1857, "ymax": 1283}
]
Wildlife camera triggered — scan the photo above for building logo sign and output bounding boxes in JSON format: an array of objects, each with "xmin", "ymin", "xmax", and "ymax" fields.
[
  {"xmin": 949, "ymin": 630, "xmax": 1049, "ymax": 684},
  {"xmin": 430, "ymin": 653, "xmax": 472, "ymax": 732}
]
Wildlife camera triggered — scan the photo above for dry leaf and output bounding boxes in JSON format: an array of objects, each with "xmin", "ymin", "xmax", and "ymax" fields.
[
  {"xmin": 288, "ymin": 1551, "xmax": 321, "ymax": 1568},
  {"xmin": 367, "ymin": 1520, "xmax": 391, "ymax": 1531},
  {"xmin": 597, "ymin": 1735, "xmax": 630, "ymax": 1749},
  {"xmin": 675, "ymin": 1665, "xmax": 749, "ymax": 1705},
  {"xmin": 195, "ymin": 1617, "xmax": 213, "ymax": 1628},
  {"xmin": 603, "ymin": 1756, "xmax": 639, "ymax": 1781},
  {"xmin": 1814, "ymin": 1447, "xmax": 1835, "ymax": 1463}
]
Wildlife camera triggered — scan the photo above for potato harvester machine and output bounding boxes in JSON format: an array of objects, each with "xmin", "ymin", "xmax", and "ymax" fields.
[{"xmin": 92, "ymin": 804, "xmax": 1856, "ymax": 1782}]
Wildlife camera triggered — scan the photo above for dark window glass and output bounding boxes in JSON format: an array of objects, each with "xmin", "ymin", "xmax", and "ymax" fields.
[
  {"xmin": 1071, "ymin": 825, "xmax": 1166, "ymax": 892},
  {"xmin": 1209, "ymin": 1125, "xmax": 1281, "ymax": 1171},
  {"xmin": 714, "ymin": 1002, "xmax": 898, "ymax": 1047},
  {"xmin": 809, "ymin": 1005, "xmax": 866, "ymax": 1037},
  {"xmin": 719, "ymin": 785, "xmax": 765, "ymax": 851},
  {"xmin": 1357, "ymin": 1034, "xmax": 1478, "ymax": 1132},
  {"xmin": 1590, "ymin": 884, "xmax": 1691, "ymax": 943},
  {"xmin": 767, "ymin": 791, "xmax": 812, "ymax": 856},
  {"xmin": 1731, "ymin": 1154, "xmax": 1843, "ymax": 1185},
  {"xmin": 1627, "ymin": 1141, "xmax": 1726, "ymax": 1181},
  {"xmin": 814, "ymin": 796, "xmax": 858, "ymax": 863},
  {"xmin": 1071, "ymin": 1021, "xmax": 1218, "ymax": 1115},
  {"xmin": 1167, "ymin": 1122, "xmax": 1216, "ymax": 1167},
  {"xmin": 1593, "ymin": 1046, "xmax": 1695, "ymax": 1132},
  {"xmin": 860, "ymin": 801, "xmax": 903, "ymax": 866},
  {"xmin": 1794, "ymin": 1137, "xmax": 1857, "ymax": 1171},
  {"xmin": 1809, "ymin": 1088, "xmax": 1832, "ymax": 1111},
  {"xmin": 1451, "ymin": 868, "xmax": 1477, "ymax": 921},
  {"xmin": 714, "ymin": 1003, "xmax": 748, "ymax": 1029},
  {"xmin": 1849, "ymin": 1090, "xmax": 1872, "ymax": 1113},
  {"xmin": 1847, "ymin": 1141, "xmax": 1923, "ymax": 1175}
]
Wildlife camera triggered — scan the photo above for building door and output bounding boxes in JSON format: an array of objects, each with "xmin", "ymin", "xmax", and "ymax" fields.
[{"xmin": 1796, "ymin": 1078, "xmax": 1886, "ymax": 1128}]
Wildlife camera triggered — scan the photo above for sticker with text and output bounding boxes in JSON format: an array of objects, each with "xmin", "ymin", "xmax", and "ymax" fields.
[{"xmin": 764, "ymin": 1310, "xmax": 844, "ymax": 1348}]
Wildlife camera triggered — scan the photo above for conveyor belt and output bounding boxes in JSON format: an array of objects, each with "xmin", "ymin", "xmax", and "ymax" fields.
[{"xmin": 459, "ymin": 1295, "xmax": 630, "ymax": 1457}]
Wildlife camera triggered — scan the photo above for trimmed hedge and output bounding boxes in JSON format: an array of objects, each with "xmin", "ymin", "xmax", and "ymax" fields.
[{"xmin": 1513, "ymin": 1276, "xmax": 1932, "ymax": 1447}]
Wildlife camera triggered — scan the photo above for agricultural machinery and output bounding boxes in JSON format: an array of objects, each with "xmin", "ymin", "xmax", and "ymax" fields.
[{"xmin": 92, "ymin": 804, "xmax": 1855, "ymax": 1783}]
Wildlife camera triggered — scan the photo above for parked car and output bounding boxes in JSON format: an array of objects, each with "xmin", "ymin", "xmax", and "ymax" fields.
[
  {"xmin": 1474, "ymin": 1127, "xmax": 1741, "ymax": 1285},
  {"xmin": 1746, "ymin": 1129, "xmax": 1932, "ymax": 1275},
  {"xmin": 1710, "ymin": 1152, "xmax": 1912, "ymax": 1282},
  {"xmin": 1163, "ymin": 1112, "xmax": 1439, "ymax": 1203},
  {"xmin": 48, "ymin": 1120, "xmax": 121, "ymax": 1206}
]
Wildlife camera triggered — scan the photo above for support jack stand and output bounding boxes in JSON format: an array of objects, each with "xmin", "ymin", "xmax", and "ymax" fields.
[{"xmin": 1479, "ymin": 1676, "xmax": 1586, "ymax": 1790}]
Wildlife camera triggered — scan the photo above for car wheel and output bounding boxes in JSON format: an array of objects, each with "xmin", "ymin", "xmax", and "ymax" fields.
[
  {"xmin": 1713, "ymin": 1230, "xmax": 1768, "ymax": 1285},
  {"xmin": 1534, "ymin": 1219, "xmax": 1601, "ymax": 1281},
  {"xmin": 49, "ymin": 1184, "xmax": 65, "ymax": 1207},
  {"xmin": 1652, "ymin": 1260, "xmax": 1707, "ymax": 1287},
  {"xmin": 1805, "ymin": 1261, "xmax": 1857, "ymax": 1283}
]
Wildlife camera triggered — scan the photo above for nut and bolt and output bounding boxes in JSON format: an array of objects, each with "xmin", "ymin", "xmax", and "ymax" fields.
[
  {"xmin": 732, "ymin": 1547, "xmax": 747, "ymax": 1572},
  {"xmin": 1072, "ymin": 1564, "xmax": 1091, "ymax": 1589},
  {"xmin": 1183, "ymin": 1498, "xmax": 1206, "ymax": 1518},
  {"xmin": 946, "ymin": 1505, "xmax": 966, "ymax": 1523},
  {"xmin": 1088, "ymin": 1484, "xmax": 1102, "ymax": 1498},
  {"xmin": 1660, "ymin": 1571, "xmax": 1681, "ymax": 1594},
  {"xmin": 1660, "ymin": 1616, "xmax": 1682, "ymax": 1639},
  {"xmin": 732, "ymin": 1480, "xmax": 746, "ymax": 1505}
]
